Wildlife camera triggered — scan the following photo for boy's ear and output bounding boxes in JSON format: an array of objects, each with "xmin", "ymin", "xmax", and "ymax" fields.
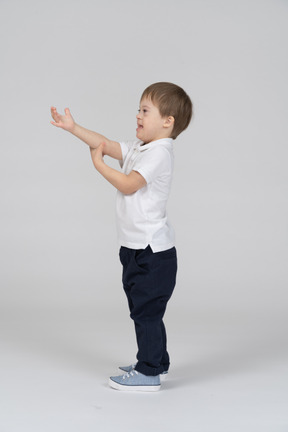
[{"xmin": 163, "ymin": 116, "xmax": 175, "ymax": 128}]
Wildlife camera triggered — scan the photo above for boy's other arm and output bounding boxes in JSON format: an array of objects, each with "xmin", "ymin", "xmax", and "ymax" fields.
[
  {"xmin": 50, "ymin": 107, "xmax": 122, "ymax": 160},
  {"xmin": 90, "ymin": 144, "xmax": 146, "ymax": 195}
]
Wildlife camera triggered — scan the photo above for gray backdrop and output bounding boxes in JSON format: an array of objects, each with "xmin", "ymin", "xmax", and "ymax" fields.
[{"xmin": 0, "ymin": 0, "xmax": 287, "ymax": 322}]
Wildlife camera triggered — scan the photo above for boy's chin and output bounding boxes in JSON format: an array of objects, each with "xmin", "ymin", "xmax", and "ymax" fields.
[
  {"xmin": 136, "ymin": 131, "xmax": 145, "ymax": 141},
  {"xmin": 136, "ymin": 131, "xmax": 153, "ymax": 142}
]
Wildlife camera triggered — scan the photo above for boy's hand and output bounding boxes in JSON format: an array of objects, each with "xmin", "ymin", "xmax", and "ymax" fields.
[
  {"xmin": 90, "ymin": 142, "xmax": 146, "ymax": 194},
  {"xmin": 90, "ymin": 142, "xmax": 105, "ymax": 167},
  {"xmin": 50, "ymin": 107, "xmax": 75, "ymax": 132}
]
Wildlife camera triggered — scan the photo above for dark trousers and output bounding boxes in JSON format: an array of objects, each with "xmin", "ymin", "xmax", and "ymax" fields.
[{"xmin": 119, "ymin": 245, "xmax": 177, "ymax": 376}]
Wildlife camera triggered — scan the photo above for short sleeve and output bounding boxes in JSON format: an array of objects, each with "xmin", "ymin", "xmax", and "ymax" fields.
[
  {"xmin": 118, "ymin": 140, "xmax": 142, "ymax": 168},
  {"xmin": 133, "ymin": 147, "xmax": 172, "ymax": 184},
  {"xmin": 118, "ymin": 141, "xmax": 131, "ymax": 168}
]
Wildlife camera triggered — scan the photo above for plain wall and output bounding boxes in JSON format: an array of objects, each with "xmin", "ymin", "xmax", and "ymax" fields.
[{"xmin": 0, "ymin": 0, "xmax": 287, "ymax": 321}]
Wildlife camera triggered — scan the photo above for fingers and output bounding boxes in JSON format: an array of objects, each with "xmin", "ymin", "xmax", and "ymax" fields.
[
  {"xmin": 50, "ymin": 106, "xmax": 74, "ymax": 129},
  {"xmin": 50, "ymin": 106, "xmax": 60, "ymax": 122},
  {"xmin": 97, "ymin": 142, "xmax": 106, "ymax": 155},
  {"xmin": 50, "ymin": 106, "xmax": 70, "ymax": 119},
  {"xmin": 93, "ymin": 142, "xmax": 105, "ymax": 154}
]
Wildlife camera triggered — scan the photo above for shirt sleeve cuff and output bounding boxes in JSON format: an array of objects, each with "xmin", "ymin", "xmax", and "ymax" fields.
[{"xmin": 133, "ymin": 168, "xmax": 151, "ymax": 184}]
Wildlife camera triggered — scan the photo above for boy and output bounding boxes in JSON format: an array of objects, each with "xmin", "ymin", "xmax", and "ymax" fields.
[{"xmin": 50, "ymin": 82, "xmax": 193, "ymax": 391}]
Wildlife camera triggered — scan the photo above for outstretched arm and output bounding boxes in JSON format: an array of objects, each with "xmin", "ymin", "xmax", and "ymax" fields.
[
  {"xmin": 50, "ymin": 107, "xmax": 122, "ymax": 160},
  {"xmin": 90, "ymin": 143, "xmax": 146, "ymax": 195}
]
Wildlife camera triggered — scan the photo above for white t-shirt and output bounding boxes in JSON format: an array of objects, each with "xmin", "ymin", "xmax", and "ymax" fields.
[{"xmin": 116, "ymin": 137, "xmax": 175, "ymax": 253}]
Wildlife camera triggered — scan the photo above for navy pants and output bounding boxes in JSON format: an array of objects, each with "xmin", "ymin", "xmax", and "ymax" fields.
[{"xmin": 119, "ymin": 245, "xmax": 177, "ymax": 376}]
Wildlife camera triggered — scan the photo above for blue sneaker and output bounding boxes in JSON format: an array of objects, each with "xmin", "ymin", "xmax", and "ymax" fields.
[
  {"xmin": 119, "ymin": 364, "xmax": 168, "ymax": 381},
  {"xmin": 109, "ymin": 369, "xmax": 161, "ymax": 392}
]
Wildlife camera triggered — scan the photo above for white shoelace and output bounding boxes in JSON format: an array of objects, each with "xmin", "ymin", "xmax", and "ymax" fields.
[{"xmin": 123, "ymin": 370, "xmax": 139, "ymax": 380}]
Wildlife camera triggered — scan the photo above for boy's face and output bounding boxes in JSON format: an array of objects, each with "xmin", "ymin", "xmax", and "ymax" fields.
[{"xmin": 136, "ymin": 97, "xmax": 173, "ymax": 143}]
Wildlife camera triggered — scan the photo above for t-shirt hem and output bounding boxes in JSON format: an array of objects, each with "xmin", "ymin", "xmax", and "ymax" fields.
[
  {"xmin": 150, "ymin": 242, "xmax": 175, "ymax": 253},
  {"xmin": 118, "ymin": 240, "xmax": 175, "ymax": 253}
]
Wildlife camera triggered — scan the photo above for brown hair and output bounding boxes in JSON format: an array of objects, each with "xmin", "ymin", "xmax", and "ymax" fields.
[{"xmin": 140, "ymin": 82, "xmax": 193, "ymax": 139}]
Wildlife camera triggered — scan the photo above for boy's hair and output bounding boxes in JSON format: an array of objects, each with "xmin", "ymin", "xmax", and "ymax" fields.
[{"xmin": 141, "ymin": 82, "xmax": 193, "ymax": 139}]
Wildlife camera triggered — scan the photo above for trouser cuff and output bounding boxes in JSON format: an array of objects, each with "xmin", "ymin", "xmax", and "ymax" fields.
[{"xmin": 135, "ymin": 361, "xmax": 169, "ymax": 376}]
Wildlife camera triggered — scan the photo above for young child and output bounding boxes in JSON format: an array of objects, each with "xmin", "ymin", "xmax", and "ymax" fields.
[{"xmin": 50, "ymin": 82, "xmax": 193, "ymax": 392}]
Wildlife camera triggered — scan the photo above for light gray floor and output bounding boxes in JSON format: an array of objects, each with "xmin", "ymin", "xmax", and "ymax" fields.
[{"xmin": 0, "ymin": 307, "xmax": 287, "ymax": 432}]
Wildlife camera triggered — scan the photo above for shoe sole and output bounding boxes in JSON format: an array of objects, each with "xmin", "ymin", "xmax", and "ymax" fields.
[{"xmin": 109, "ymin": 378, "xmax": 161, "ymax": 392}]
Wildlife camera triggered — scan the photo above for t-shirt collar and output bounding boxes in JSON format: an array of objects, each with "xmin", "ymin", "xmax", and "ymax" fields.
[{"xmin": 138, "ymin": 138, "xmax": 173, "ymax": 151}]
